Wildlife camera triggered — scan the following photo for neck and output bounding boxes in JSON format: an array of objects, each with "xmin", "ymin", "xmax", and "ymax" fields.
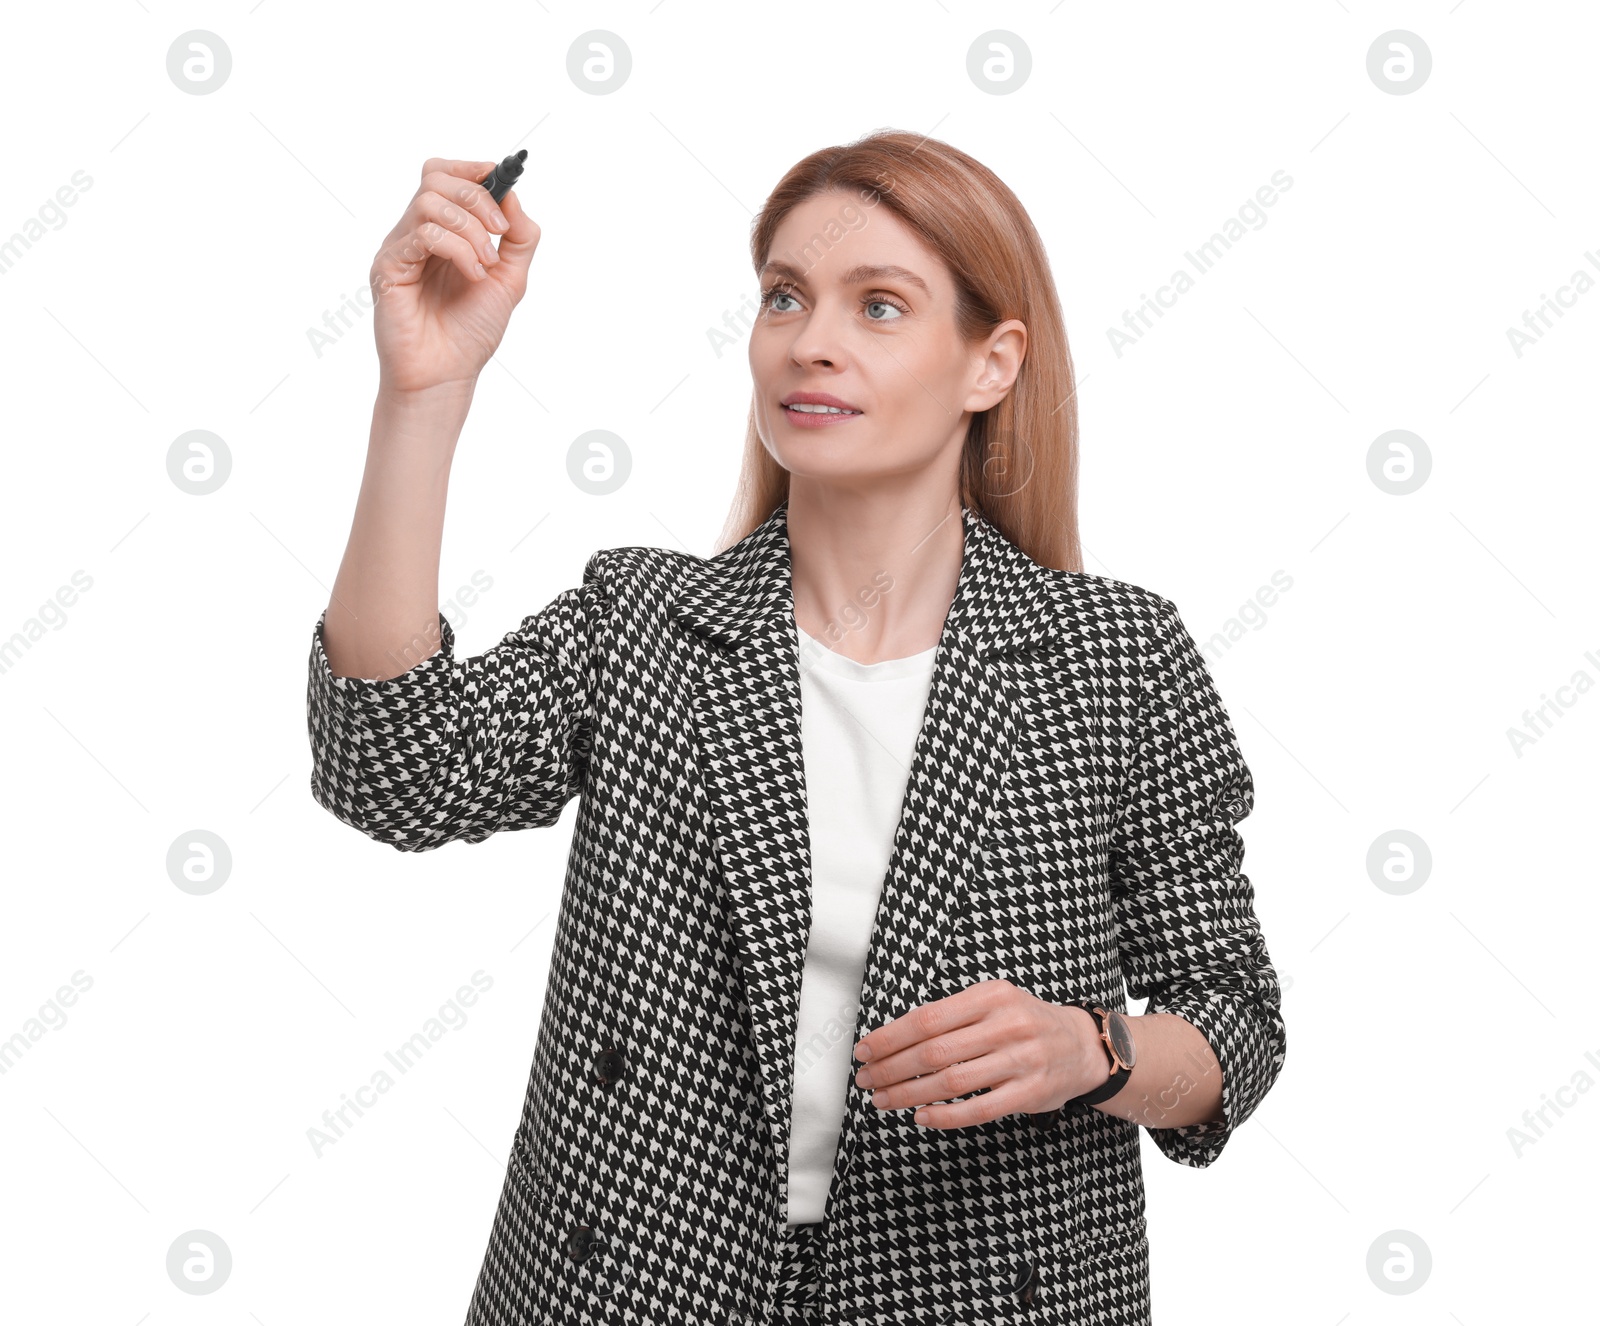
[{"xmin": 784, "ymin": 481, "xmax": 965, "ymax": 665}]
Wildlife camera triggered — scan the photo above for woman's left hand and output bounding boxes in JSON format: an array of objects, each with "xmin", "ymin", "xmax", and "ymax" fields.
[{"xmin": 850, "ymin": 978, "xmax": 1112, "ymax": 1128}]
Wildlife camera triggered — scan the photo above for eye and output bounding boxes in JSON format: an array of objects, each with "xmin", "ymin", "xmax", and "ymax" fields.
[
  {"xmin": 757, "ymin": 283, "xmax": 911, "ymax": 323},
  {"xmin": 759, "ymin": 283, "xmax": 800, "ymax": 313}
]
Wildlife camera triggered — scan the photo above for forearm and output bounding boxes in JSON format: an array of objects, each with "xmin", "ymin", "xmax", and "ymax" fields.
[
  {"xmin": 322, "ymin": 383, "xmax": 475, "ymax": 680},
  {"xmin": 1068, "ymin": 1007, "xmax": 1225, "ymax": 1130}
]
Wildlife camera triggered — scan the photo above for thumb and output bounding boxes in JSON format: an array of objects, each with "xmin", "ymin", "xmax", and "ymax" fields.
[{"xmin": 490, "ymin": 185, "xmax": 539, "ymax": 284}]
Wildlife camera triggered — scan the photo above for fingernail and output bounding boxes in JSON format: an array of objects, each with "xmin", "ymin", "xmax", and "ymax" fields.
[{"xmin": 491, "ymin": 212, "xmax": 509, "ymax": 232}]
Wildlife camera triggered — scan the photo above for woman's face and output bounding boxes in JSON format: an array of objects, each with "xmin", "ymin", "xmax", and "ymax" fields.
[{"xmin": 748, "ymin": 189, "xmax": 1024, "ymax": 492}]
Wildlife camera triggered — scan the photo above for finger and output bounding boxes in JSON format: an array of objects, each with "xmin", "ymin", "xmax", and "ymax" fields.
[
  {"xmin": 375, "ymin": 159, "xmax": 501, "ymax": 255},
  {"xmin": 421, "ymin": 157, "xmax": 500, "ymax": 186},
  {"xmin": 854, "ymin": 981, "xmax": 999, "ymax": 1065},
  {"xmin": 911, "ymin": 1083, "xmax": 1028, "ymax": 1130},
  {"xmin": 868, "ymin": 1049, "xmax": 1003, "ymax": 1112},
  {"xmin": 371, "ymin": 220, "xmax": 486, "ymax": 290},
  {"xmin": 419, "ymin": 165, "xmax": 511, "ymax": 243},
  {"xmin": 855, "ymin": 1015, "xmax": 1001, "ymax": 1090},
  {"xmin": 407, "ymin": 188, "xmax": 500, "ymax": 269},
  {"xmin": 488, "ymin": 185, "xmax": 539, "ymax": 285}
]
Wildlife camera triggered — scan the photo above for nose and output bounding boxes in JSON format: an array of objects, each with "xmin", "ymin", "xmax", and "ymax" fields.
[
  {"xmin": 789, "ymin": 329, "xmax": 842, "ymax": 369},
  {"xmin": 786, "ymin": 304, "xmax": 851, "ymax": 371}
]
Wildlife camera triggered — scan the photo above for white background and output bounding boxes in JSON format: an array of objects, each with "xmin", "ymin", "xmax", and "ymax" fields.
[{"xmin": 1, "ymin": 2, "xmax": 1594, "ymax": 1321}]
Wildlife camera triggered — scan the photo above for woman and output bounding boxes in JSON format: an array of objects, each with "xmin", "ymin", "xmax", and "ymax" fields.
[{"xmin": 308, "ymin": 129, "xmax": 1286, "ymax": 1326}]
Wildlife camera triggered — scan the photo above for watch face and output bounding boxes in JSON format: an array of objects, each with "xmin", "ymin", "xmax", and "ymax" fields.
[{"xmin": 1105, "ymin": 1011, "xmax": 1136, "ymax": 1068}]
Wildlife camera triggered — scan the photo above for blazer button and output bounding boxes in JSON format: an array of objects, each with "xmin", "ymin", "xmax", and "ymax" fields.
[
  {"xmin": 564, "ymin": 1224, "xmax": 599, "ymax": 1262},
  {"xmin": 1016, "ymin": 1262, "xmax": 1040, "ymax": 1305},
  {"xmin": 594, "ymin": 1046, "xmax": 626, "ymax": 1086},
  {"xmin": 1026, "ymin": 1107, "xmax": 1061, "ymax": 1131}
]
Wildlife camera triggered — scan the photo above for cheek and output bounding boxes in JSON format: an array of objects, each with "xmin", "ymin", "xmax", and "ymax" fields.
[
  {"xmin": 748, "ymin": 316, "xmax": 780, "ymax": 362},
  {"xmin": 884, "ymin": 359, "xmax": 956, "ymax": 436},
  {"xmin": 748, "ymin": 339, "xmax": 778, "ymax": 406}
]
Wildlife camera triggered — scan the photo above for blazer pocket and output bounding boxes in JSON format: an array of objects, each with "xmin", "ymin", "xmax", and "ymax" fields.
[
  {"xmin": 1068, "ymin": 1217, "xmax": 1147, "ymax": 1257},
  {"xmin": 957, "ymin": 1222, "xmax": 1149, "ymax": 1321},
  {"xmin": 508, "ymin": 1124, "xmax": 543, "ymax": 1201},
  {"xmin": 573, "ymin": 771, "xmax": 692, "ymax": 904},
  {"xmin": 508, "ymin": 1135, "xmax": 649, "ymax": 1309}
]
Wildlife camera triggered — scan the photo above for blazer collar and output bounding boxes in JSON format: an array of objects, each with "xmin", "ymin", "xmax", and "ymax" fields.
[
  {"xmin": 667, "ymin": 498, "xmax": 1068, "ymax": 1227},
  {"xmin": 668, "ymin": 497, "xmax": 1064, "ymax": 660}
]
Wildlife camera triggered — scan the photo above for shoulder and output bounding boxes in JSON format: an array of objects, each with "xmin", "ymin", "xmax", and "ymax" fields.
[
  {"xmin": 1027, "ymin": 565, "xmax": 1211, "ymax": 698},
  {"xmin": 1037, "ymin": 565, "xmax": 1179, "ymax": 637},
  {"xmin": 581, "ymin": 542, "xmax": 702, "ymax": 601}
]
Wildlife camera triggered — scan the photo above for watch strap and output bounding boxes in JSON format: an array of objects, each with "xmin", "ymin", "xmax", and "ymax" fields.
[{"xmin": 1069, "ymin": 1002, "xmax": 1132, "ymax": 1107}]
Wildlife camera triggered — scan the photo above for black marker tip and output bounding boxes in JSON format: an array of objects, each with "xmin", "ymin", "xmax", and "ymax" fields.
[{"xmin": 482, "ymin": 148, "xmax": 529, "ymax": 204}]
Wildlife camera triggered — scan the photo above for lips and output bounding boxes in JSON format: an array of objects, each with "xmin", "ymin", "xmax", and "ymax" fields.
[{"xmin": 781, "ymin": 391, "xmax": 863, "ymax": 414}]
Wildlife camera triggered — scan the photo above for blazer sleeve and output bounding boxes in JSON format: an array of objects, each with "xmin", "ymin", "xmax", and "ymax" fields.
[
  {"xmin": 1109, "ymin": 594, "xmax": 1287, "ymax": 1168},
  {"xmin": 305, "ymin": 550, "xmax": 614, "ymax": 852}
]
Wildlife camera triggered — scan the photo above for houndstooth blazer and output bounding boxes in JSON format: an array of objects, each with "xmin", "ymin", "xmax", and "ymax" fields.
[{"xmin": 306, "ymin": 497, "xmax": 1286, "ymax": 1326}]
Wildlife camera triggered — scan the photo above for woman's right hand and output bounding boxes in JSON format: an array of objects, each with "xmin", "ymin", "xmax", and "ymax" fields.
[{"xmin": 369, "ymin": 156, "xmax": 540, "ymax": 397}]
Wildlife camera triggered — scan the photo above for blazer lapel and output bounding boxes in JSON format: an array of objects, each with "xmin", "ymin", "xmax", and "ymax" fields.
[
  {"xmin": 669, "ymin": 502, "xmax": 813, "ymax": 1224},
  {"xmin": 668, "ymin": 497, "xmax": 1064, "ymax": 1221}
]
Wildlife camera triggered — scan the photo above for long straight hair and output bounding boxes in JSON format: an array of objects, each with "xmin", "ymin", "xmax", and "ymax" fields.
[{"xmin": 716, "ymin": 129, "xmax": 1082, "ymax": 572}]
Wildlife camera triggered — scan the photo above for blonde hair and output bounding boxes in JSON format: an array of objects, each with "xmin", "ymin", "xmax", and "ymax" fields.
[{"xmin": 717, "ymin": 128, "xmax": 1081, "ymax": 572}]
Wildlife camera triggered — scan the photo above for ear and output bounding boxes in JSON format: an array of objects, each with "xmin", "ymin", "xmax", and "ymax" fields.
[{"xmin": 964, "ymin": 319, "xmax": 1028, "ymax": 411}]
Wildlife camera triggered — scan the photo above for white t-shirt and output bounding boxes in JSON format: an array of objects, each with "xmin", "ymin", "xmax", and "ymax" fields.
[{"xmin": 785, "ymin": 620, "xmax": 940, "ymax": 1227}]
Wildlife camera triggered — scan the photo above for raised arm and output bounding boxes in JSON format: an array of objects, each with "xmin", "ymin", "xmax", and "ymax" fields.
[
  {"xmin": 307, "ymin": 153, "xmax": 613, "ymax": 852},
  {"xmin": 320, "ymin": 154, "xmax": 539, "ymax": 681}
]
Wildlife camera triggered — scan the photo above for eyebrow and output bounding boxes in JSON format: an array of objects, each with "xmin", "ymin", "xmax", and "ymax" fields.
[{"xmin": 759, "ymin": 260, "xmax": 931, "ymax": 298}]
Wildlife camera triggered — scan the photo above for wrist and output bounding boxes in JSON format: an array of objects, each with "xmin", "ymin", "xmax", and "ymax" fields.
[
  {"xmin": 370, "ymin": 383, "xmax": 475, "ymax": 460},
  {"xmin": 1066, "ymin": 1004, "xmax": 1112, "ymax": 1088},
  {"xmin": 375, "ymin": 378, "xmax": 477, "ymax": 422},
  {"xmin": 1065, "ymin": 1002, "xmax": 1138, "ymax": 1111}
]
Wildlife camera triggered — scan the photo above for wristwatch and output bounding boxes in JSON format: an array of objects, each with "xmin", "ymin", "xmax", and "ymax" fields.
[{"xmin": 1068, "ymin": 1002, "xmax": 1136, "ymax": 1107}]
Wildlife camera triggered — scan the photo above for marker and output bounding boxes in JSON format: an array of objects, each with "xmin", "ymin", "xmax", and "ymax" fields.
[{"xmin": 479, "ymin": 149, "xmax": 527, "ymax": 204}]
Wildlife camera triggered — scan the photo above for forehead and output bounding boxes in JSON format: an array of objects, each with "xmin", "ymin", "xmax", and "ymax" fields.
[{"xmin": 763, "ymin": 190, "xmax": 947, "ymax": 294}]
